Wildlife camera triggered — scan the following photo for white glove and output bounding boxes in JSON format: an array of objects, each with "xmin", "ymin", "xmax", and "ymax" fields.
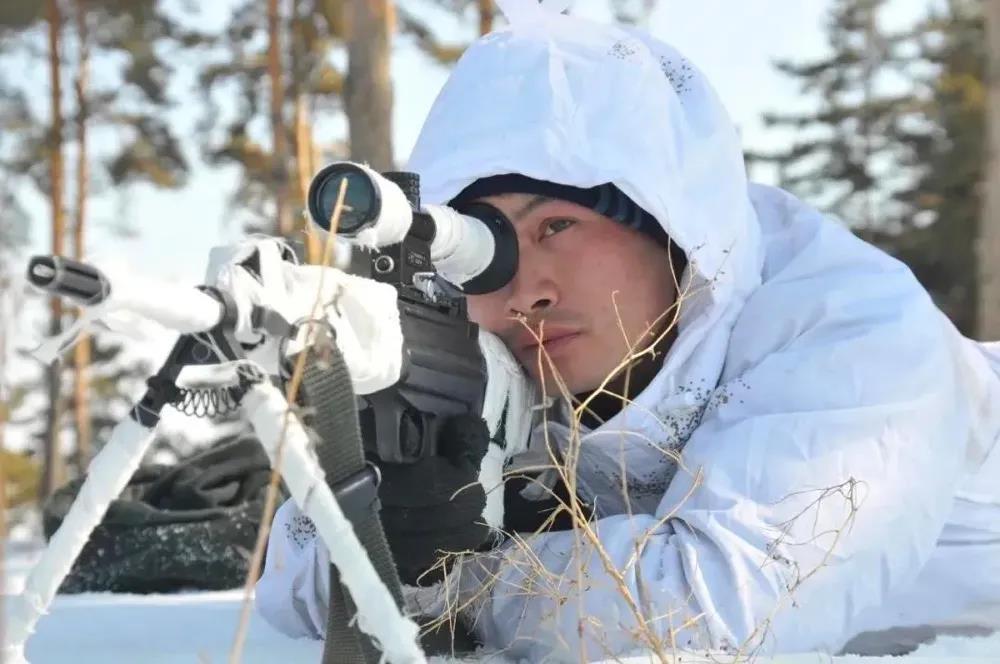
[{"xmin": 204, "ymin": 237, "xmax": 404, "ymax": 396}]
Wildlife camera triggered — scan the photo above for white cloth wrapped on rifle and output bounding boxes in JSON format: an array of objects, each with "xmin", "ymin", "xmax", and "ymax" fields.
[
  {"xmin": 204, "ymin": 236, "xmax": 537, "ymax": 521},
  {"xmin": 203, "ymin": 236, "xmax": 538, "ymax": 636},
  {"xmin": 204, "ymin": 238, "xmax": 405, "ymax": 396}
]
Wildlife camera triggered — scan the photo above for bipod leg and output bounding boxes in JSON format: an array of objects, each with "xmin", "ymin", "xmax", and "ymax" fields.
[{"xmin": 241, "ymin": 380, "xmax": 426, "ymax": 664}]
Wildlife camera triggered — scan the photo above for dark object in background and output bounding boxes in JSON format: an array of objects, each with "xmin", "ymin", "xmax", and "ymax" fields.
[{"xmin": 42, "ymin": 435, "xmax": 277, "ymax": 594}]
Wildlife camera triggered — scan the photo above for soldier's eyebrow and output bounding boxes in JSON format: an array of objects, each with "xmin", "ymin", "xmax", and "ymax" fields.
[{"xmin": 509, "ymin": 195, "xmax": 555, "ymax": 224}]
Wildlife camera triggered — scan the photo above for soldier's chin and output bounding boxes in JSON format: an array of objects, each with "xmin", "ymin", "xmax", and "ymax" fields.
[{"xmin": 531, "ymin": 363, "xmax": 589, "ymax": 398}]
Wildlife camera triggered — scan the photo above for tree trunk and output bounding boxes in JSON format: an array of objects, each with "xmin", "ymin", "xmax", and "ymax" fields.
[
  {"xmin": 73, "ymin": 0, "xmax": 92, "ymax": 472},
  {"xmin": 0, "ymin": 412, "xmax": 7, "ymax": 643},
  {"xmin": 477, "ymin": 0, "xmax": 494, "ymax": 35},
  {"xmin": 861, "ymin": 3, "xmax": 877, "ymax": 231},
  {"xmin": 290, "ymin": 0, "xmax": 321, "ymax": 263},
  {"xmin": 345, "ymin": 0, "xmax": 394, "ymax": 171},
  {"xmin": 295, "ymin": 94, "xmax": 323, "ymax": 263},
  {"xmin": 980, "ymin": 0, "xmax": 1000, "ymax": 339},
  {"xmin": 1, "ymin": 270, "xmax": 10, "ymax": 583},
  {"xmin": 268, "ymin": 0, "xmax": 292, "ymax": 237},
  {"xmin": 44, "ymin": 0, "xmax": 67, "ymax": 499}
]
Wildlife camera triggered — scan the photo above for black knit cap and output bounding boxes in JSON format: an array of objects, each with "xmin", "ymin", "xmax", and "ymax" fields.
[{"xmin": 449, "ymin": 174, "xmax": 675, "ymax": 251}]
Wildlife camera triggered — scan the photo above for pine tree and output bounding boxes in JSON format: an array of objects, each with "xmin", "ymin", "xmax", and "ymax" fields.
[
  {"xmin": 345, "ymin": 0, "xmax": 395, "ymax": 170},
  {"xmin": 196, "ymin": 0, "xmax": 347, "ymax": 237},
  {"xmin": 0, "ymin": 113, "xmax": 36, "ymax": 512},
  {"xmin": 980, "ymin": 0, "xmax": 1000, "ymax": 339},
  {"xmin": 0, "ymin": 0, "xmax": 199, "ymax": 492},
  {"xmin": 44, "ymin": 0, "xmax": 68, "ymax": 498},
  {"xmin": 751, "ymin": 0, "xmax": 986, "ymax": 334},
  {"xmin": 878, "ymin": 0, "xmax": 984, "ymax": 334},
  {"xmin": 71, "ymin": 0, "xmax": 92, "ymax": 471},
  {"xmin": 751, "ymin": 0, "xmax": 917, "ymax": 232}
]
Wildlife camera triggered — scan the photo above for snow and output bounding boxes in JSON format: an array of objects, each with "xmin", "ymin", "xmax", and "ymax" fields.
[
  {"xmin": 3, "ymin": 535, "xmax": 999, "ymax": 663},
  {"xmin": 1, "ymin": 535, "xmax": 477, "ymax": 664}
]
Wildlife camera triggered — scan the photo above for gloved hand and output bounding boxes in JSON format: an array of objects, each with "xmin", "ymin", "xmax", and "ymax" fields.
[{"xmin": 373, "ymin": 413, "xmax": 493, "ymax": 586}]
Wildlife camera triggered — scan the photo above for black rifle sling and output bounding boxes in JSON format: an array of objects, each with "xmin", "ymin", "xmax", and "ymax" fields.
[{"xmin": 299, "ymin": 353, "xmax": 407, "ymax": 664}]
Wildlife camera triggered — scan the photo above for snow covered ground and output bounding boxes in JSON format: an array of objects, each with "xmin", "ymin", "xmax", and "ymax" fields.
[
  {"xmin": 3, "ymin": 534, "xmax": 999, "ymax": 663},
  {"xmin": 3, "ymin": 538, "xmax": 322, "ymax": 664}
]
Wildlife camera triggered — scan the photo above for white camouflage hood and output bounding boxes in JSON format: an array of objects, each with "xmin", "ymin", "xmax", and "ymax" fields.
[{"xmin": 407, "ymin": 0, "xmax": 765, "ymax": 514}]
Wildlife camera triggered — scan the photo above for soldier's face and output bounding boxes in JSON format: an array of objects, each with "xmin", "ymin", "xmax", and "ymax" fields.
[{"xmin": 466, "ymin": 193, "xmax": 678, "ymax": 395}]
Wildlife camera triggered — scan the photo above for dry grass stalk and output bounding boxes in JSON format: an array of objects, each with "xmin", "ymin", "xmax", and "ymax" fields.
[
  {"xmin": 422, "ymin": 255, "xmax": 861, "ymax": 663},
  {"xmin": 228, "ymin": 178, "xmax": 351, "ymax": 663}
]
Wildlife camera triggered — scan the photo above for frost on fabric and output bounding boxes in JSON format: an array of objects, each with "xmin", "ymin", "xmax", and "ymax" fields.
[
  {"xmin": 571, "ymin": 377, "xmax": 751, "ymax": 517},
  {"xmin": 286, "ymin": 513, "xmax": 318, "ymax": 551},
  {"xmin": 607, "ymin": 39, "xmax": 640, "ymax": 60},
  {"xmin": 659, "ymin": 56, "xmax": 695, "ymax": 96},
  {"xmin": 605, "ymin": 39, "xmax": 696, "ymax": 99},
  {"xmin": 53, "ymin": 510, "xmax": 261, "ymax": 594}
]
